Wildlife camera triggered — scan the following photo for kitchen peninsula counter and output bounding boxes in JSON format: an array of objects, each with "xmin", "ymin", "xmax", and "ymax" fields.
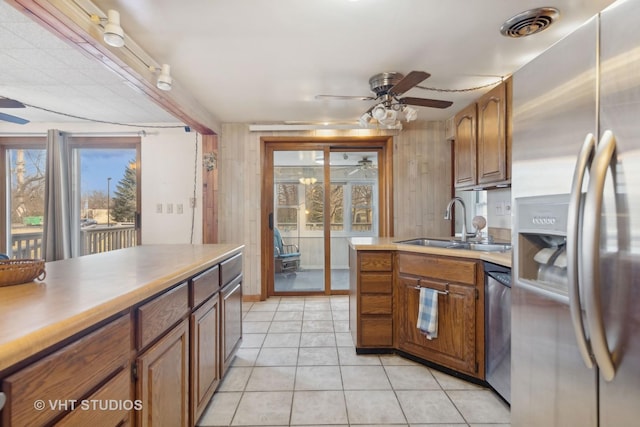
[
  {"xmin": 0, "ymin": 244, "xmax": 243, "ymax": 374},
  {"xmin": 348, "ymin": 236, "xmax": 511, "ymax": 267}
]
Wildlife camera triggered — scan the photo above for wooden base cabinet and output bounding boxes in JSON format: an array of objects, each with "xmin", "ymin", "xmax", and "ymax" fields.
[
  {"xmin": 396, "ymin": 253, "xmax": 485, "ymax": 379},
  {"xmin": 191, "ymin": 296, "xmax": 220, "ymax": 423},
  {"xmin": 349, "ymin": 248, "xmax": 394, "ymax": 349},
  {"xmin": 1, "ymin": 314, "xmax": 131, "ymax": 427},
  {"xmin": 220, "ymin": 276, "xmax": 243, "ymax": 376},
  {"xmin": 137, "ymin": 319, "xmax": 190, "ymax": 427}
]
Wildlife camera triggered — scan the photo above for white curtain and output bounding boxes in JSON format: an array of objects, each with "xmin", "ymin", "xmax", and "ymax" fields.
[{"xmin": 43, "ymin": 130, "xmax": 74, "ymax": 261}]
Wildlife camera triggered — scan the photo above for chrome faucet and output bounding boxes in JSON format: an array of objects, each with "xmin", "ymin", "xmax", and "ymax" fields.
[{"xmin": 444, "ymin": 197, "xmax": 468, "ymax": 242}]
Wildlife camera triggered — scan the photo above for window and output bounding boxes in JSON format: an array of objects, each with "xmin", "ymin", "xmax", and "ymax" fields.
[
  {"xmin": 275, "ymin": 183, "xmax": 298, "ymax": 231},
  {"xmin": 7, "ymin": 147, "xmax": 46, "ymax": 258},
  {"xmin": 1, "ymin": 137, "xmax": 140, "ymax": 259},
  {"xmin": 305, "ymin": 182, "xmax": 324, "ymax": 231},
  {"xmin": 351, "ymin": 184, "xmax": 373, "ymax": 232},
  {"xmin": 330, "ymin": 184, "xmax": 344, "ymax": 231}
]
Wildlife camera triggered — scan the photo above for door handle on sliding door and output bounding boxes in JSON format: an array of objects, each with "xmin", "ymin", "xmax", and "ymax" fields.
[
  {"xmin": 567, "ymin": 133, "xmax": 596, "ymax": 369},
  {"xmin": 583, "ymin": 130, "xmax": 617, "ymax": 381}
]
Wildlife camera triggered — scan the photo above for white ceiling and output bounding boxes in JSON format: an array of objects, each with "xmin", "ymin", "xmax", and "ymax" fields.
[{"xmin": 0, "ymin": 0, "xmax": 616, "ymax": 129}]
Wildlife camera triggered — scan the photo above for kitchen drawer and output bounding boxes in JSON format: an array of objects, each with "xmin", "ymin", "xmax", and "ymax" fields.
[
  {"xmin": 56, "ymin": 369, "xmax": 132, "ymax": 427},
  {"xmin": 360, "ymin": 295, "xmax": 392, "ymax": 315},
  {"xmin": 1, "ymin": 314, "xmax": 131, "ymax": 427},
  {"xmin": 221, "ymin": 253, "xmax": 242, "ymax": 286},
  {"xmin": 360, "ymin": 317, "xmax": 393, "ymax": 347},
  {"xmin": 360, "ymin": 252, "xmax": 392, "ymax": 272},
  {"xmin": 191, "ymin": 265, "xmax": 220, "ymax": 308},
  {"xmin": 360, "ymin": 272, "xmax": 392, "ymax": 294},
  {"xmin": 398, "ymin": 253, "xmax": 477, "ymax": 285},
  {"xmin": 137, "ymin": 282, "xmax": 189, "ymax": 350}
]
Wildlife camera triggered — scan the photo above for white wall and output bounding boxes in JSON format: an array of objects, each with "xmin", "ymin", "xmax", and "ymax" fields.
[
  {"xmin": 0, "ymin": 121, "xmax": 202, "ymax": 245},
  {"xmin": 141, "ymin": 128, "xmax": 203, "ymax": 244}
]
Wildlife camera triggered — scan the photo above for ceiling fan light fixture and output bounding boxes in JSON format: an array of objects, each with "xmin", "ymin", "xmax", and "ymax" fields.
[
  {"xmin": 403, "ymin": 105, "xmax": 418, "ymax": 122},
  {"xmin": 103, "ymin": 10, "xmax": 125, "ymax": 47},
  {"xmin": 377, "ymin": 108, "xmax": 398, "ymax": 126},
  {"xmin": 299, "ymin": 177, "xmax": 317, "ymax": 185},
  {"xmin": 359, "ymin": 112, "xmax": 372, "ymax": 127},
  {"xmin": 156, "ymin": 64, "xmax": 173, "ymax": 91},
  {"xmin": 371, "ymin": 104, "xmax": 387, "ymax": 121}
]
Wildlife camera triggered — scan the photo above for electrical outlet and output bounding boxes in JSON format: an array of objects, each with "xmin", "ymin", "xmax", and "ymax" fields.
[
  {"xmin": 190, "ymin": 197, "xmax": 196, "ymax": 208},
  {"xmin": 156, "ymin": 203, "xmax": 163, "ymax": 214},
  {"xmin": 166, "ymin": 203, "xmax": 173, "ymax": 214},
  {"xmin": 504, "ymin": 201, "xmax": 512, "ymax": 216},
  {"xmin": 495, "ymin": 202, "xmax": 504, "ymax": 216},
  {"xmin": 177, "ymin": 204, "xmax": 183, "ymax": 214}
]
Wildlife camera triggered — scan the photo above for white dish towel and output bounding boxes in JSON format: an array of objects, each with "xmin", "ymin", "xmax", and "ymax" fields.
[{"xmin": 416, "ymin": 287, "xmax": 438, "ymax": 340}]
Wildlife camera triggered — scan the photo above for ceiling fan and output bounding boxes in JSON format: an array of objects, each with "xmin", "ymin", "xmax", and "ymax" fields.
[
  {"xmin": 0, "ymin": 98, "xmax": 30, "ymax": 125},
  {"xmin": 316, "ymin": 71, "xmax": 453, "ymax": 126},
  {"xmin": 348, "ymin": 156, "xmax": 377, "ymax": 176}
]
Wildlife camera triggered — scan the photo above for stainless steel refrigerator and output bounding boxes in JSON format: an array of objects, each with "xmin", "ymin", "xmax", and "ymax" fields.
[{"xmin": 511, "ymin": 0, "xmax": 640, "ymax": 425}]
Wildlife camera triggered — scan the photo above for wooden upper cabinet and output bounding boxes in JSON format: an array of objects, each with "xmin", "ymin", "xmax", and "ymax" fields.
[
  {"xmin": 477, "ymin": 82, "xmax": 508, "ymax": 184},
  {"xmin": 454, "ymin": 78, "xmax": 511, "ymax": 189},
  {"xmin": 454, "ymin": 102, "xmax": 478, "ymax": 188}
]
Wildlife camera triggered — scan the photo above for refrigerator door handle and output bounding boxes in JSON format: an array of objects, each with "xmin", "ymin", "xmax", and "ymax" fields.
[
  {"xmin": 567, "ymin": 133, "xmax": 596, "ymax": 369},
  {"xmin": 583, "ymin": 129, "xmax": 617, "ymax": 381}
]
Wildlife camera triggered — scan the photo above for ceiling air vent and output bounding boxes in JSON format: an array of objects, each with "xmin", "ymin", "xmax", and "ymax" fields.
[{"xmin": 500, "ymin": 7, "xmax": 560, "ymax": 38}]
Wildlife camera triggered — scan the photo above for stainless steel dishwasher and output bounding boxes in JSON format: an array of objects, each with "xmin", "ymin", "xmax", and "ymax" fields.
[{"xmin": 484, "ymin": 261, "xmax": 511, "ymax": 404}]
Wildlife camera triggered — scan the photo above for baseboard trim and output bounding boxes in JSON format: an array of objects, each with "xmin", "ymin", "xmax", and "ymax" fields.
[{"xmin": 243, "ymin": 294, "xmax": 262, "ymax": 302}]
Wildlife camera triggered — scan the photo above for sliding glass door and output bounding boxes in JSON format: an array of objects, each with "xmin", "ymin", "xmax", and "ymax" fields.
[
  {"xmin": 265, "ymin": 141, "xmax": 388, "ymax": 297},
  {"xmin": 328, "ymin": 151, "xmax": 379, "ymax": 291}
]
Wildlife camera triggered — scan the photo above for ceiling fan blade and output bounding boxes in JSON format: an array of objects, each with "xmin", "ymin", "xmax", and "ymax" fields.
[
  {"xmin": 0, "ymin": 112, "xmax": 30, "ymax": 124},
  {"xmin": 389, "ymin": 71, "xmax": 430, "ymax": 96},
  {"xmin": 315, "ymin": 94, "xmax": 376, "ymax": 101},
  {"xmin": 0, "ymin": 98, "xmax": 26, "ymax": 108},
  {"xmin": 400, "ymin": 97, "xmax": 453, "ymax": 109}
]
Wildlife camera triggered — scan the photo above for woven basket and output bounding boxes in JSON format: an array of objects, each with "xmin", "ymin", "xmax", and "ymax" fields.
[{"xmin": 0, "ymin": 259, "xmax": 46, "ymax": 287}]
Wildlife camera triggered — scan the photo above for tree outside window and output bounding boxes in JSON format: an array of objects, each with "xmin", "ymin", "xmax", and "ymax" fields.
[
  {"xmin": 276, "ymin": 183, "xmax": 298, "ymax": 231},
  {"xmin": 111, "ymin": 160, "xmax": 137, "ymax": 223},
  {"xmin": 305, "ymin": 182, "xmax": 324, "ymax": 231},
  {"xmin": 351, "ymin": 184, "xmax": 373, "ymax": 232}
]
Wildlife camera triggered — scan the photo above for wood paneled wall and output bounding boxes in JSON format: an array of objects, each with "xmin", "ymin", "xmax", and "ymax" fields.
[
  {"xmin": 218, "ymin": 123, "xmax": 451, "ymax": 299},
  {"xmin": 393, "ymin": 121, "xmax": 452, "ymax": 238},
  {"xmin": 201, "ymin": 134, "xmax": 218, "ymax": 243}
]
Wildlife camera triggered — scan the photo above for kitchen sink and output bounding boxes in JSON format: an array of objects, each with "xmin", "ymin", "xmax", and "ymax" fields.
[
  {"xmin": 395, "ymin": 238, "xmax": 511, "ymax": 252},
  {"xmin": 394, "ymin": 238, "xmax": 468, "ymax": 249},
  {"xmin": 465, "ymin": 243, "xmax": 512, "ymax": 252}
]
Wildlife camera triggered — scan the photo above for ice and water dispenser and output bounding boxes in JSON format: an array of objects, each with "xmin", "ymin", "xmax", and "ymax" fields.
[{"xmin": 514, "ymin": 194, "xmax": 570, "ymax": 301}]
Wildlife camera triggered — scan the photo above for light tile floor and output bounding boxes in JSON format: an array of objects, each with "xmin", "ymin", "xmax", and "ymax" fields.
[{"xmin": 198, "ymin": 295, "xmax": 510, "ymax": 427}]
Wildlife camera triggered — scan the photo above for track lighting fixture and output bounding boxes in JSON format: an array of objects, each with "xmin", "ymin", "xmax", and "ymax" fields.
[
  {"xmin": 150, "ymin": 64, "xmax": 173, "ymax": 91},
  {"xmin": 91, "ymin": 10, "xmax": 125, "ymax": 47}
]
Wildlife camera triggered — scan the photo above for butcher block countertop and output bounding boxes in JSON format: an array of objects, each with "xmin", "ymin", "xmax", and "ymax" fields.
[
  {"xmin": 348, "ymin": 236, "xmax": 512, "ymax": 268},
  {"xmin": 0, "ymin": 244, "xmax": 243, "ymax": 374}
]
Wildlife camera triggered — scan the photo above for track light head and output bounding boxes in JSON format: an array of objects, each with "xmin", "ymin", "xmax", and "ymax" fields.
[
  {"xmin": 152, "ymin": 64, "xmax": 173, "ymax": 91},
  {"xmin": 103, "ymin": 10, "xmax": 125, "ymax": 47}
]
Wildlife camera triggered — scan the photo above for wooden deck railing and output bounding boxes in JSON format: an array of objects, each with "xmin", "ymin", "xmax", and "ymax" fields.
[{"xmin": 10, "ymin": 225, "xmax": 137, "ymax": 259}]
